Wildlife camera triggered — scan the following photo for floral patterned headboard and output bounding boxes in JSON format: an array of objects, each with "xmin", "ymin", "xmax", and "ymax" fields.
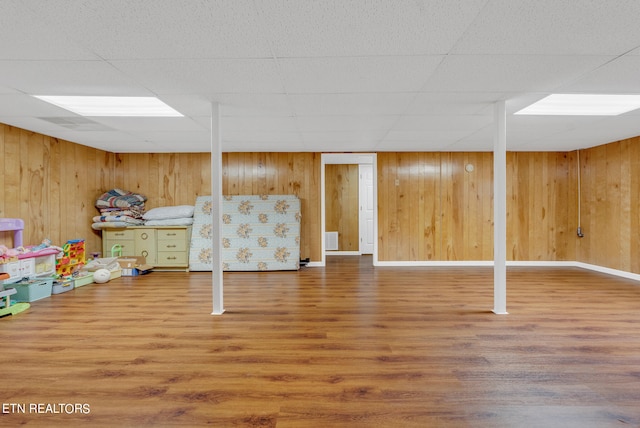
[{"xmin": 189, "ymin": 195, "xmax": 301, "ymax": 271}]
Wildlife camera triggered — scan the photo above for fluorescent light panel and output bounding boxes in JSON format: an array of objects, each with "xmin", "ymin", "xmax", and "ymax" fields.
[
  {"xmin": 34, "ymin": 96, "xmax": 183, "ymax": 117},
  {"xmin": 515, "ymin": 94, "xmax": 640, "ymax": 116}
]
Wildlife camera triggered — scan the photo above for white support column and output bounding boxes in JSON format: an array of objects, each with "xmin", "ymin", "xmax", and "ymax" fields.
[
  {"xmin": 211, "ymin": 102, "xmax": 224, "ymax": 315},
  {"xmin": 493, "ymin": 101, "xmax": 508, "ymax": 315}
]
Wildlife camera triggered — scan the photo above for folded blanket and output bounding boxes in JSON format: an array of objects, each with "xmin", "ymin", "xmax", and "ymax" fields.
[
  {"xmin": 96, "ymin": 189, "xmax": 146, "ymax": 209},
  {"xmin": 91, "ymin": 221, "xmax": 132, "ymax": 230},
  {"xmin": 92, "ymin": 215, "xmax": 144, "ymax": 225},
  {"xmin": 98, "ymin": 207, "xmax": 145, "ymax": 218},
  {"xmin": 144, "ymin": 217, "xmax": 194, "ymax": 226}
]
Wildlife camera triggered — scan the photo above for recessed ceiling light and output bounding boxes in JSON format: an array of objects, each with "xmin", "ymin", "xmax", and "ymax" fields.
[
  {"xmin": 515, "ymin": 94, "xmax": 640, "ymax": 116},
  {"xmin": 33, "ymin": 95, "xmax": 183, "ymax": 117}
]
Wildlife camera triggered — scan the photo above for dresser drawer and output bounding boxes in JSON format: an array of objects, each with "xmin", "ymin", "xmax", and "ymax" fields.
[
  {"xmin": 157, "ymin": 239, "xmax": 187, "ymax": 252},
  {"xmin": 157, "ymin": 228, "xmax": 187, "ymax": 241},
  {"xmin": 103, "ymin": 240, "xmax": 135, "ymax": 257},
  {"xmin": 156, "ymin": 251, "xmax": 188, "ymax": 266},
  {"xmin": 105, "ymin": 229, "xmax": 135, "ymax": 240}
]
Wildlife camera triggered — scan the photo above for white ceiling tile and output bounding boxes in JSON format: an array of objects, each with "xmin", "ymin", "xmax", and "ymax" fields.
[
  {"xmin": 28, "ymin": 0, "xmax": 272, "ymax": 59},
  {"xmin": 223, "ymin": 131, "xmax": 303, "ymax": 144},
  {"xmin": 89, "ymin": 117, "xmax": 206, "ymax": 132},
  {"xmin": 303, "ymin": 140, "xmax": 380, "ymax": 152},
  {"xmin": 392, "ymin": 115, "xmax": 493, "ymax": 132},
  {"xmin": 0, "ymin": 94, "xmax": 78, "ymax": 116},
  {"xmin": 558, "ymin": 55, "xmax": 640, "ymax": 93},
  {"xmin": 375, "ymin": 139, "xmax": 464, "ymax": 151},
  {"xmin": 0, "ymin": 61, "xmax": 151, "ymax": 96},
  {"xmin": 295, "ymin": 116, "xmax": 398, "ymax": 132},
  {"xmin": 301, "ymin": 130, "xmax": 388, "ymax": 144},
  {"xmin": 1, "ymin": 1, "xmax": 640, "ymax": 153},
  {"xmin": 213, "ymin": 94, "xmax": 294, "ymax": 117},
  {"xmin": 382, "ymin": 130, "xmax": 473, "ymax": 144},
  {"xmin": 453, "ymin": 0, "xmax": 640, "ymax": 55},
  {"xmin": 112, "ymin": 59, "xmax": 285, "ymax": 95},
  {"xmin": 222, "ymin": 117, "xmax": 299, "ymax": 133},
  {"xmin": 289, "ymin": 93, "xmax": 415, "ymax": 116},
  {"xmin": 256, "ymin": 0, "xmax": 486, "ymax": 57},
  {"xmin": 222, "ymin": 141, "xmax": 306, "ymax": 153},
  {"xmin": 422, "ymin": 55, "xmax": 616, "ymax": 93},
  {"xmin": 0, "ymin": 2, "xmax": 99, "ymax": 60},
  {"xmin": 407, "ymin": 92, "xmax": 512, "ymax": 115},
  {"xmin": 279, "ymin": 56, "xmax": 444, "ymax": 93}
]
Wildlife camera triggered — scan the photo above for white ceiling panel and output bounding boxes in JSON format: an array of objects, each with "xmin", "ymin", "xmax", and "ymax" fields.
[
  {"xmin": 406, "ymin": 92, "xmax": 512, "ymax": 115},
  {"xmin": 452, "ymin": 0, "xmax": 640, "ymax": 55},
  {"xmin": 27, "ymin": 0, "xmax": 272, "ymax": 60},
  {"xmin": 89, "ymin": 117, "xmax": 206, "ymax": 132},
  {"xmin": 295, "ymin": 116, "xmax": 399, "ymax": 132},
  {"xmin": 221, "ymin": 116, "xmax": 299, "ymax": 133},
  {"xmin": 0, "ymin": 61, "xmax": 151, "ymax": 96},
  {"xmin": 256, "ymin": 0, "xmax": 487, "ymax": 57},
  {"xmin": 112, "ymin": 58, "xmax": 285, "ymax": 95},
  {"xmin": 301, "ymin": 130, "xmax": 389, "ymax": 144},
  {"xmin": 289, "ymin": 93, "xmax": 415, "ymax": 116},
  {"xmin": 382, "ymin": 130, "xmax": 476, "ymax": 144},
  {"xmin": 1, "ymin": 0, "xmax": 640, "ymax": 153},
  {"xmin": 392, "ymin": 115, "xmax": 493, "ymax": 132},
  {"xmin": 220, "ymin": 141, "xmax": 305, "ymax": 153},
  {"xmin": 557, "ymin": 55, "xmax": 640, "ymax": 93},
  {"xmin": 421, "ymin": 55, "xmax": 616, "ymax": 93},
  {"xmin": 223, "ymin": 131, "xmax": 304, "ymax": 144},
  {"xmin": 0, "ymin": 94, "xmax": 78, "ymax": 116},
  {"xmin": 0, "ymin": 2, "xmax": 98, "ymax": 60},
  {"xmin": 279, "ymin": 56, "xmax": 444, "ymax": 94}
]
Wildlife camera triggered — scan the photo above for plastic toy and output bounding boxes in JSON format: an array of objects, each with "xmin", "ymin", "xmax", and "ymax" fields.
[
  {"xmin": 0, "ymin": 273, "xmax": 30, "ymax": 317},
  {"xmin": 93, "ymin": 269, "xmax": 111, "ymax": 284}
]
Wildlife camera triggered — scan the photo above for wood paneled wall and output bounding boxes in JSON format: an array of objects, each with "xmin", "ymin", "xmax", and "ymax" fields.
[
  {"xmin": 0, "ymin": 124, "xmax": 115, "ymax": 254},
  {"xmin": 577, "ymin": 137, "xmax": 640, "ymax": 273},
  {"xmin": 115, "ymin": 152, "xmax": 322, "ymax": 262},
  {"xmin": 325, "ymin": 164, "xmax": 359, "ymax": 251},
  {"xmin": 507, "ymin": 151, "xmax": 577, "ymax": 262},
  {"xmin": 377, "ymin": 152, "xmax": 577, "ymax": 262},
  {"xmin": 5, "ymin": 122, "xmax": 640, "ymax": 271},
  {"xmin": 222, "ymin": 152, "xmax": 321, "ymax": 262}
]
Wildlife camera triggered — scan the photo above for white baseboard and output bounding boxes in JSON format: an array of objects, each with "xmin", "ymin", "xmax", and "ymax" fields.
[
  {"xmin": 575, "ymin": 262, "xmax": 640, "ymax": 282},
  {"xmin": 363, "ymin": 259, "xmax": 640, "ymax": 283},
  {"xmin": 326, "ymin": 251, "xmax": 361, "ymax": 256}
]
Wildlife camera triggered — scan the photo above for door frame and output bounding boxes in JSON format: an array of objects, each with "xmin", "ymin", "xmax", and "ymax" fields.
[{"xmin": 320, "ymin": 153, "xmax": 378, "ymax": 267}]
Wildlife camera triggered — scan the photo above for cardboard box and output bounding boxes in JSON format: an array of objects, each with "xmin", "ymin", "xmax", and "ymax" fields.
[{"xmin": 117, "ymin": 257, "xmax": 153, "ymax": 276}]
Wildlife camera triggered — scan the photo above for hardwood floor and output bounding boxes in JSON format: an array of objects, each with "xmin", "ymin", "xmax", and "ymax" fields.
[{"xmin": 2, "ymin": 256, "xmax": 640, "ymax": 427}]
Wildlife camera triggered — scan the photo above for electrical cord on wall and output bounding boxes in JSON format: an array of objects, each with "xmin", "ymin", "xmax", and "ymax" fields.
[{"xmin": 577, "ymin": 150, "xmax": 584, "ymax": 238}]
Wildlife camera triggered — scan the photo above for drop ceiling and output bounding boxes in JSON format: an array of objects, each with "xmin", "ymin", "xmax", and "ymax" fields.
[{"xmin": 1, "ymin": 0, "xmax": 640, "ymax": 153}]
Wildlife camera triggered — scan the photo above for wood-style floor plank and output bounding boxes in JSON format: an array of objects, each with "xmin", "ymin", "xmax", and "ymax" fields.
[{"xmin": 1, "ymin": 256, "xmax": 640, "ymax": 427}]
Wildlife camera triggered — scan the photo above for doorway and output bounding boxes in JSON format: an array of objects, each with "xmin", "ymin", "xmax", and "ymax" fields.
[{"xmin": 321, "ymin": 153, "xmax": 377, "ymax": 266}]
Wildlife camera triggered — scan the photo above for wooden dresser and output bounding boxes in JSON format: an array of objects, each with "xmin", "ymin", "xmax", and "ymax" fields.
[{"xmin": 102, "ymin": 226, "xmax": 192, "ymax": 271}]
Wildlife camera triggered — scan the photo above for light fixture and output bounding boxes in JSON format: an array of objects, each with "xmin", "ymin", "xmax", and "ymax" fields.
[
  {"xmin": 33, "ymin": 96, "xmax": 183, "ymax": 117},
  {"xmin": 515, "ymin": 94, "xmax": 640, "ymax": 116}
]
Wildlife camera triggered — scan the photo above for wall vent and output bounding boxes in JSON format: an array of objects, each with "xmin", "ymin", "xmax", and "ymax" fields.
[{"xmin": 325, "ymin": 231, "xmax": 338, "ymax": 251}]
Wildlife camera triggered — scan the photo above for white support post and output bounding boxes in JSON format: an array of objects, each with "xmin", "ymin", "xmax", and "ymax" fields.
[
  {"xmin": 493, "ymin": 101, "xmax": 508, "ymax": 315},
  {"xmin": 211, "ymin": 102, "xmax": 224, "ymax": 315}
]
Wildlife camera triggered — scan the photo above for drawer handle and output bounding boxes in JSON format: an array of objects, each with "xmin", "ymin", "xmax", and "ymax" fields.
[
  {"xmin": 167, "ymin": 233, "xmax": 177, "ymax": 236},
  {"xmin": 166, "ymin": 256, "xmax": 177, "ymax": 260},
  {"xmin": 141, "ymin": 233, "xmax": 149, "ymax": 240},
  {"xmin": 166, "ymin": 245, "xmax": 176, "ymax": 248},
  {"xmin": 115, "ymin": 233, "xmax": 125, "ymax": 236}
]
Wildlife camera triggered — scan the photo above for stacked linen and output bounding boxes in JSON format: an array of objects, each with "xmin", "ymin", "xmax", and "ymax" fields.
[
  {"xmin": 143, "ymin": 205, "xmax": 195, "ymax": 226},
  {"xmin": 92, "ymin": 189, "xmax": 147, "ymax": 230}
]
